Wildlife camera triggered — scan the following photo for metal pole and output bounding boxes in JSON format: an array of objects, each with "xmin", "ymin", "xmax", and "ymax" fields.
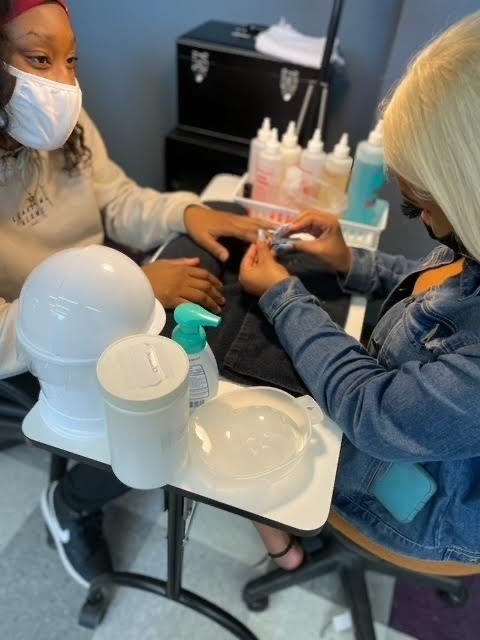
[{"xmin": 316, "ymin": 0, "xmax": 345, "ymax": 135}]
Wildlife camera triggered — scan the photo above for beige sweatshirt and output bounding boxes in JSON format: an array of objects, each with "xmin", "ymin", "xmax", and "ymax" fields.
[{"xmin": 0, "ymin": 109, "xmax": 202, "ymax": 378}]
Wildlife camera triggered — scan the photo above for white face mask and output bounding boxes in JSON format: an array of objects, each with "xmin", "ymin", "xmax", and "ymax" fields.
[{"xmin": 4, "ymin": 65, "xmax": 82, "ymax": 151}]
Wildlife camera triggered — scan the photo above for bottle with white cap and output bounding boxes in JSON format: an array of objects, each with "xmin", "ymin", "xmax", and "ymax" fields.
[
  {"xmin": 299, "ymin": 128, "xmax": 326, "ymax": 196},
  {"xmin": 247, "ymin": 117, "xmax": 271, "ymax": 183},
  {"xmin": 253, "ymin": 128, "xmax": 284, "ymax": 202},
  {"xmin": 343, "ymin": 120, "xmax": 385, "ymax": 224},
  {"xmin": 320, "ymin": 132, "xmax": 353, "ymax": 195},
  {"xmin": 280, "ymin": 121, "xmax": 301, "ymax": 173}
]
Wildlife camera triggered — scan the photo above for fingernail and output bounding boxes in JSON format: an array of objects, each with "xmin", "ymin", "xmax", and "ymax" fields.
[
  {"xmin": 257, "ymin": 229, "xmax": 266, "ymax": 241},
  {"xmin": 219, "ymin": 251, "xmax": 228, "ymax": 261},
  {"xmin": 220, "ymin": 297, "xmax": 226, "ymax": 304}
]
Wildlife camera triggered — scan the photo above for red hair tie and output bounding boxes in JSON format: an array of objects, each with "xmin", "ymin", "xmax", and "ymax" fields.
[{"xmin": 1, "ymin": 1, "xmax": 69, "ymax": 25}]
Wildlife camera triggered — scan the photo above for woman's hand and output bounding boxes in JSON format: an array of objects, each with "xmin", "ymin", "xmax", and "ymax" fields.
[
  {"xmin": 142, "ymin": 258, "xmax": 225, "ymax": 312},
  {"xmin": 184, "ymin": 206, "xmax": 274, "ymax": 262},
  {"xmin": 239, "ymin": 238, "xmax": 290, "ymax": 297},
  {"xmin": 287, "ymin": 210, "xmax": 353, "ymax": 274}
]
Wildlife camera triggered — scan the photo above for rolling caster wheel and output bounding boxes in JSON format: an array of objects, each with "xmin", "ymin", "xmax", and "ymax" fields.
[
  {"xmin": 437, "ymin": 586, "xmax": 468, "ymax": 607},
  {"xmin": 79, "ymin": 588, "xmax": 109, "ymax": 629},
  {"xmin": 245, "ymin": 597, "xmax": 269, "ymax": 612}
]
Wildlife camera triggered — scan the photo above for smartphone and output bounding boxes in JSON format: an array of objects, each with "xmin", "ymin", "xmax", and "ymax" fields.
[{"xmin": 371, "ymin": 462, "xmax": 437, "ymax": 523}]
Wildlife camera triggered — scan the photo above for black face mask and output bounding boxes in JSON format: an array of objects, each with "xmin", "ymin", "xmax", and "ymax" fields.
[
  {"xmin": 400, "ymin": 197, "xmax": 470, "ymax": 257},
  {"xmin": 421, "ymin": 221, "xmax": 470, "ymax": 256}
]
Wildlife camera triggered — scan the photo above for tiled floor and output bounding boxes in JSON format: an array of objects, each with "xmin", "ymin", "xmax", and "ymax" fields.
[{"xmin": 0, "ymin": 444, "xmax": 416, "ymax": 640}]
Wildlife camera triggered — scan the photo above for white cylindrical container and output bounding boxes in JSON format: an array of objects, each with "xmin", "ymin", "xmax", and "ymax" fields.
[
  {"xmin": 253, "ymin": 128, "xmax": 283, "ymax": 202},
  {"xmin": 97, "ymin": 335, "xmax": 190, "ymax": 490}
]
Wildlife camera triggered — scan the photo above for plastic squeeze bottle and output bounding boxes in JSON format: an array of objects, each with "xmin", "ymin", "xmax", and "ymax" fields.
[
  {"xmin": 172, "ymin": 303, "xmax": 222, "ymax": 410},
  {"xmin": 343, "ymin": 120, "xmax": 385, "ymax": 224},
  {"xmin": 316, "ymin": 133, "xmax": 353, "ymax": 212},
  {"xmin": 299, "ymin": 128, "xmax": 326, "ymax": 196},
  {"xmin": 280, "ymin": 121, "xmax": 302, "ymax": 173},
  {"xmin": 321, "ymin": 133, "xmax": 353, "ymax": 194},
  {"xmin": 247, "ymin": 117, "xmax": 271, "ymax": 183},
  {"xmin": 253, "ymin": 128, "xmax": 283, "ymax": 202}
]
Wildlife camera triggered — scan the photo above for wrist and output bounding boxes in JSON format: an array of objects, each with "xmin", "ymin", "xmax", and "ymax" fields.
[
  {"xmin": 265, "ymin": 274, "xmax": 290, "ymax": 294},
  {"xmin": 336, "ymin": 247, "xmax": 353, "ymax": 275}
]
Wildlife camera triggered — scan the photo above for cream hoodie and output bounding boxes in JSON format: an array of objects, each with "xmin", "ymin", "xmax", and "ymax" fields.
[{"xmin": 0, "ymin": 110, "xmax": 202, "ymax": 378}]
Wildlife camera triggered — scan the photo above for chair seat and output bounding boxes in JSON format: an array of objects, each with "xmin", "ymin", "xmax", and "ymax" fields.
[{"xmin": 328, "ymin": 510, "xmax": 480, "ymax": 576}]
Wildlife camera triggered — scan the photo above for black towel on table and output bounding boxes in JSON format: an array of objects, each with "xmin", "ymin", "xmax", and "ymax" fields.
[{"xmin": 160, "ymin": 202, "xmax": 350, "ymax": 396}]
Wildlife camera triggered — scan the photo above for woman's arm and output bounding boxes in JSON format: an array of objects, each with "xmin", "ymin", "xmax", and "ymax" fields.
[
  {"xmin": 81, "ymin": 110, "xmax": 203, "ymax": 252},
  {"xmin": 260, "ymin": 277, "xmax": 480, "ymax": 463},
  {"xmin": 338, "ymin": 248, "xmax": 423, "ymax": 300}
]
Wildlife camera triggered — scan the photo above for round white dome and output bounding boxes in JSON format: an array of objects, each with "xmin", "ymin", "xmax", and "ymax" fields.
[{"xmin": 17, "ymin": 245, "xmax": 166, "ymax": 364}]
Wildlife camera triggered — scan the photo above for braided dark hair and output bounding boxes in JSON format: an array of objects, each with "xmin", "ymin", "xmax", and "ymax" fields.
[{"xmin": 0, "ymin": 0, "xmax": 90, "ymax": 173}]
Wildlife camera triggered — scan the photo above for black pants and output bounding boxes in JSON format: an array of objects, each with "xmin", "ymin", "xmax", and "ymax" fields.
[{"xmin": 6, "ymin": 371, "xmax": 129, "ymax": 512}]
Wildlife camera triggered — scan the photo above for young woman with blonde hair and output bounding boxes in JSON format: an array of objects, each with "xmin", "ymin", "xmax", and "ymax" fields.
[{"xmin": 240, "ymin": 11, "xmax": 480, "ymax": 570}]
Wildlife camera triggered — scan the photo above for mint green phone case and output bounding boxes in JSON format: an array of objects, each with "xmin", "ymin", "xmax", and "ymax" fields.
[{"xmin": 371, "ymin": 463, "xmax": 437, "ymax": 523}]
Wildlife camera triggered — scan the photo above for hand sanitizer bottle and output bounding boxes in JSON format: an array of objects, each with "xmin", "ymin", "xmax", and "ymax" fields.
[
  {"xmin": 343, "ymin": 120, "xmax": 385, "ymax": 225},
  {"xmin": 247, "ymin": 117, "xmax": 271, "ymax": 183},
  {"xmin": 172, "ymin": 303, "xmax": 222, "ymax": 410},
  {"xmin": 280, "ymin": 121, "xmax": 302, "ymax": 173}
]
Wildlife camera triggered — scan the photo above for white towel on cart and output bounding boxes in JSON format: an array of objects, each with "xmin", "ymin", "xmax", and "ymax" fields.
[{"xmin": 255, "ymin": 18, "xmax": 344, "ymax": 69}]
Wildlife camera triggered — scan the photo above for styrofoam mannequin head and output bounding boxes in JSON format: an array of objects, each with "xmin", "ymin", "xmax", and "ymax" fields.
[{"xmin": 17, "ymin": 246, "xmax": 166, "ymax": 439}]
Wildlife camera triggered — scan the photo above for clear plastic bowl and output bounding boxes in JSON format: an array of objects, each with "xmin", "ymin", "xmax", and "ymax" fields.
[{"xmin": 188, "ymin": 387, "xmax": 315, "ymax": 485}]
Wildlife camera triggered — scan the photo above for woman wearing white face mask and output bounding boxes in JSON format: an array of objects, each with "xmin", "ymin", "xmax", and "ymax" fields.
[{"xmin": 0, "ymin": 0, "xmax": 272, "ymax": 589}]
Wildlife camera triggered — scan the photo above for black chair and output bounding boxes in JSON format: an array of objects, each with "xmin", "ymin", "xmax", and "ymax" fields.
[
  {"xmin": 243, "ymin": 514, "xmax": 472, "ymax": 640},
  {"xmin": 0, "ymin": 375, "xmax": 67, "ymax": 482}
]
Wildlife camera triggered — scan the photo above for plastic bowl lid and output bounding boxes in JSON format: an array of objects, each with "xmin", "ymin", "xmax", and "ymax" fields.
[
  {"xmin": 97, "ymin": 335, "xmax": 189, "ymax": 412},
  {"xmin": 188, "ymin": 387, "xmax": 311, "ymax": 481}
]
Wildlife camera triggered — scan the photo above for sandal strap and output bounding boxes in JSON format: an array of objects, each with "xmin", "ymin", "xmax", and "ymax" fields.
[{"xmin": 268, "ymin": 536, "xmax": 295, "ymax": 559}]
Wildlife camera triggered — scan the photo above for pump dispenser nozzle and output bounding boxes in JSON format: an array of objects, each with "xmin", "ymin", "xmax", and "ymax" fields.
[{"xmin": 173, "ymin": 303, "xmax": 221, "ymax": 354}]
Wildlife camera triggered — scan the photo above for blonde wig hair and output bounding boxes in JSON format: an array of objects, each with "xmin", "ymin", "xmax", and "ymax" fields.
[{"xmin": 382, "ymin": 11, "xmax": 480, "ymax": 260}]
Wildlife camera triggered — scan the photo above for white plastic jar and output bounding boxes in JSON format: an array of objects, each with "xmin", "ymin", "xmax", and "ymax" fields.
[{"xmin": 97, "ymin": 335, "xmax": 190, "ymax": 489}]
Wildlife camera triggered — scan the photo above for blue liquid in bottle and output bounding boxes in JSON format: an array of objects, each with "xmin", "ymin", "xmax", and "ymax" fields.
[
  {"xmin": 343, "ymin": 122, "xmax": 385, "ymax": 226},
  {"xmin": 343, "ymin": 160, "xmax": 385, "ymax": 225}
]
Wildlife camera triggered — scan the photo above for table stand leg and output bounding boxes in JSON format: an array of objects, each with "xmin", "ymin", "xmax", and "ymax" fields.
[{"xmin": 79, "ymin": 488, "xmax": 258, "ymax": 640}]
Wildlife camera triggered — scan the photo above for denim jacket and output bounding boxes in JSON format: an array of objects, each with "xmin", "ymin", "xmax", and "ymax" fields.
[{"xmin": 259, "ymin": 246, "xmax": 480, "ymax": 563}]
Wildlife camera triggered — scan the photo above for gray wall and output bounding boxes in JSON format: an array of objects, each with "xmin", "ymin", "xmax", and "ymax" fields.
[{"xmin": 68, "ymin": 0, "xmax": 400, "ymax": 190}]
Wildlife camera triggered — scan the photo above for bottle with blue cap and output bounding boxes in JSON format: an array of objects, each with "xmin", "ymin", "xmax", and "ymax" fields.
[{"xmin": 172, "ymin": 302, "xmax": 222, "ymax": 410}]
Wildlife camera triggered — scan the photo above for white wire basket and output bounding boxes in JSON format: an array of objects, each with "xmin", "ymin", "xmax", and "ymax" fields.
[{"xmin": 233, "ymin": 175, "xmax": 389, "ymax": 251}]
